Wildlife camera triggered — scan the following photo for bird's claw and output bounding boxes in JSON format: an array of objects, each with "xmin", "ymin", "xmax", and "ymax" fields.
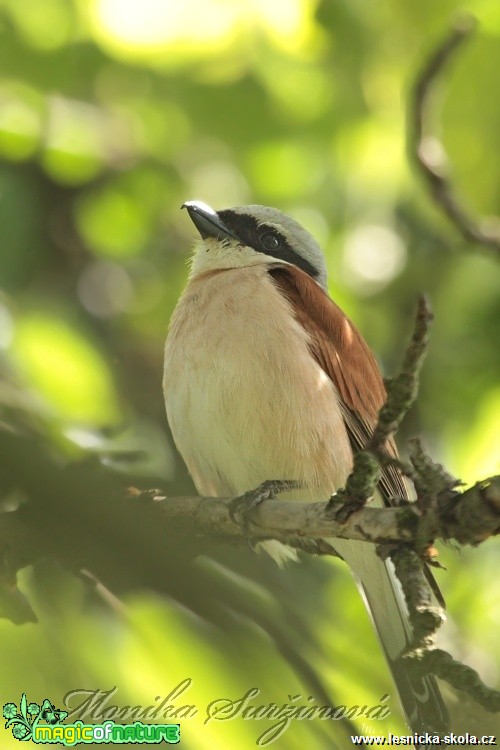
[{"xmin": 229, "ymin": 479, "xmax": 301, "ymax": 547}]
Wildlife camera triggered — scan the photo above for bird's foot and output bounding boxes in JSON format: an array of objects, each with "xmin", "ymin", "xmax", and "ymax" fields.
[
  {"xmin": 229, "ymin": 479, "xmax": 301, "ymax": 546},
  {"xmin": 327, "ymin": 489, "xmax": 367, "ymax": 523}
]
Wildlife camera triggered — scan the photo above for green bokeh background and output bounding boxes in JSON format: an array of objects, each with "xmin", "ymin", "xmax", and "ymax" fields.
[{"xmin": 0, "ymin": 0, "xmax": 499, "ymax": 747}]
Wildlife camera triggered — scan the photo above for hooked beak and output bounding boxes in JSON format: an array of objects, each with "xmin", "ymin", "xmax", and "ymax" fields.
[{"xmin": 182, "ymin": 200, "xmax": 238, "ymax": 242}]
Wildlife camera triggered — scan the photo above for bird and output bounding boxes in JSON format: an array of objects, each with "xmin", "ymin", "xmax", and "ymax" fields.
[{"xmin": 163, "ymin": 199, "xmax": 449, "ymax": 734}]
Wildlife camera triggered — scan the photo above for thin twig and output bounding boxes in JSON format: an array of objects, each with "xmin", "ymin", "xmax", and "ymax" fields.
[
  {"xmin": 339, "ymin": 295, "xmax": 433, "ymax": 508},
  {"xmin": 409, "ymin": 649, "xmax": 500, "ymax": 713},
  {"xmin": 410, "ymin": 15, "xmax": 500, "ymax": 253},
  {"xmin": 370, "ymin": 295, "xmax": 433, "ymax": 450}
]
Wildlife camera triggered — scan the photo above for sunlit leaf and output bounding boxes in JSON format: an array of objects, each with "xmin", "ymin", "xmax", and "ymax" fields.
[{"xmin": 12, "ymin": 313, "xmax": 121, "ymax": 426}]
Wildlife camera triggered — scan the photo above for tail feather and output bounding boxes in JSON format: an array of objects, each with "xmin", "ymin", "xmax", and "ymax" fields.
[{"xmin": 331, "ymin": 537, "xmax": 449, "ymax": 734}]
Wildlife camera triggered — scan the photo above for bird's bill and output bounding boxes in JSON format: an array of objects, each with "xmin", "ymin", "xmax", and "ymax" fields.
[{"xmin": 182, "ymin": 200, "xmax": 238, "ymax": 242}]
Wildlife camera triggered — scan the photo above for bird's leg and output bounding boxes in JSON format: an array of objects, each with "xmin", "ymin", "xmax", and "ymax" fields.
[{"xmin": 229, "ymin": 479, "xmax": 301, "ymax": 544}]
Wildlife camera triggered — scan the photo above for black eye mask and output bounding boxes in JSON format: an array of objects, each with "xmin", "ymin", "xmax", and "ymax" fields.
[{"xmin": 217, "ymin": 210, "xmax": 320, "ymax": 282}]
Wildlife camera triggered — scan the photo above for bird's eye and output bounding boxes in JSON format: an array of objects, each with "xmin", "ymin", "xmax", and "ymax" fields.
[{"xmin": 260, "ymin": 231, "xmax": 281, "ymax": 251}]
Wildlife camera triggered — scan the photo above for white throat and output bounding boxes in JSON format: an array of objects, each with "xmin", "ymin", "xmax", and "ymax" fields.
[{"xmin": 189, "ymin": 237, "xmax": 291, "ymax": 279}]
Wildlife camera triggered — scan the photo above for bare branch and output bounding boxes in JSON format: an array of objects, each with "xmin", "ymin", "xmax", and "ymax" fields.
[
  {"xmin": 1, "ymin": 478, "xmax": 498, "ymax": 576},
  {"xmin": 410, "ymin": 15, "xmax": 500, "ymax": 253},
  {"xmin": 139, "ymin": 475, "xmax": 500, "ymax": 548},
  {"xmin": 410, "ymin": 649, "xmax": 500, "ymax": 713},
  {"xmin": 370, "ymin": 295, "xmax": 433, "ymax": 450},
  {"xmin": 340, "ymin": 295, "xmax": 433, "ymax": 510},
  {"xmin": 388, "ymin": 546, "xmax": 445, "ymax": 651}
]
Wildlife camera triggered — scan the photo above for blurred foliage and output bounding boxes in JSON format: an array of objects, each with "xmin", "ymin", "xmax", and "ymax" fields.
[{"xmin": 0, "ymin": 0, "xmax": 499, "ymax": 747}]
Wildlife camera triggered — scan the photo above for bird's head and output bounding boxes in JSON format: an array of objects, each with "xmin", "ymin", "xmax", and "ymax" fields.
[{"xmin": 182, "ymin": 200, "xmax": 328, "ymax": 290}]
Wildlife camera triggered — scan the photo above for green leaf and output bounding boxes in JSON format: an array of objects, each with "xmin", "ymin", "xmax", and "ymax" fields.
[{"xmin": 20, "ymin": 694, "xmax": 28, "ymax": 721}]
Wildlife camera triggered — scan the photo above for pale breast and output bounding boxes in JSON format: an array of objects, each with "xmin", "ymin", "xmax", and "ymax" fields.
[{"xmin": 163, "ymin": 266, "xmax": 353, "ymax": 500}]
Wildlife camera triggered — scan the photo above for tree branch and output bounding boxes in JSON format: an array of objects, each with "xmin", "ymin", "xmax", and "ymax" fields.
[
  {"xmin": 338, "ymin": 294, "xmax": 433, "ymax": 511},
  {"xmin": 138, "ymin": 477, "xmax": 500, "ymax": 547},
  {"xmin": 2, "ymin": 478, "xmax": 498, "ymax": 575},
  {"xmin": 410, "ymin": 15, "xmax": 500, "ymax": 253}
]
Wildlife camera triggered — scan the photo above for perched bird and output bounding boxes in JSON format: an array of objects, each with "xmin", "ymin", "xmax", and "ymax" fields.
[{"xmin": 163, "ymin": 200, "xmax": 448, "ymax": 733}]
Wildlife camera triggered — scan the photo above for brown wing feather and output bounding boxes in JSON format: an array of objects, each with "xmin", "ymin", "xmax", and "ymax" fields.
[{"xmin": 268, "ymin": 264, "xmax": 409, "ymax": 505}]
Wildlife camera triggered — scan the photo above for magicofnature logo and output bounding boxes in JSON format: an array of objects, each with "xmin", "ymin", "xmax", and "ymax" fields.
[
  {"xmin": 3, "ymin": 694, "xmax": 180, "ymax": 745},
  {"xmin": 3, "ymin": 694, "xmax": 68, "ymax": 742}
]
